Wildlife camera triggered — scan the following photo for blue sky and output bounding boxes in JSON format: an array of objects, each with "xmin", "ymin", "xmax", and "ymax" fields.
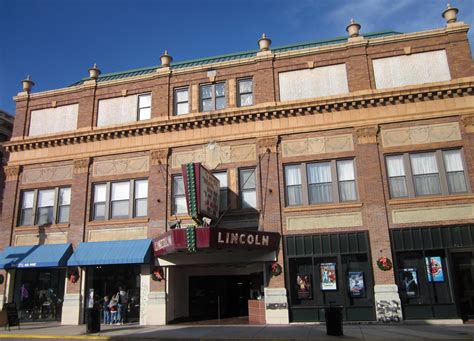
[{"xmin": 0, "ymin": 0, "xmax": 472, "ymax": 116}]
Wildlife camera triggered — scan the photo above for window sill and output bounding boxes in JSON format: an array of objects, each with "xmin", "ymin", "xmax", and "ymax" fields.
[
  {"xmin": 88, "ymin": 217, "xmax": 149, "ymax": 226},
  {"xmin": 283, "ymin": 202, "xmax": 363, "ymax": 213},
  {"xmin": 388, "ymin": 194, "xmax": 474, "ymax": 206},
  {"xmin": 15, "ymin": 223, "xmax": 70, "ymax": 231}
]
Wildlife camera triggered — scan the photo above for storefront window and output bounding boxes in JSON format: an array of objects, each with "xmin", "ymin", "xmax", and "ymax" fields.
[
  {"xmin": 13, "ymin": 268, "xmax": 66, "ymax": 321},
  {"xmin": 85, "ymin": 265, "xmax": 141, "ymax": 323},
  {"xmin": 286, "ymin": 232, "xmax": 374, "ymax": 322}
]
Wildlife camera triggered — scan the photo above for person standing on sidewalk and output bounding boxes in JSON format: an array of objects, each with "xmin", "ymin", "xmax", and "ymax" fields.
[
  {"xmin": 117, "ymin": 286, "xmax": 128, "ymax": 325},
  {"xmin": 102, "ymin": 296, "xmax": 111, "ymax": 325}
]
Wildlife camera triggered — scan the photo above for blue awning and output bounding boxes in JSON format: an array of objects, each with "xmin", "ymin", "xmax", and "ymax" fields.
[
  {"xmin": 67, "ymin": 239, "xmax": 152, "ymax": 266},
  {"xmin": 0, "ymin": 243, "xmax": 73, "ymax": 269}
]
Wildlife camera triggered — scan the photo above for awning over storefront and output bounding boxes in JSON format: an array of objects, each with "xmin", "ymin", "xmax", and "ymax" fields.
[
  {"xmin": 0, "ymin": 243, "xmax": 73, "ymax": 269},
  {"xmin": 67, "ymin": 239, "xmax": 152, "ymax": 266}
]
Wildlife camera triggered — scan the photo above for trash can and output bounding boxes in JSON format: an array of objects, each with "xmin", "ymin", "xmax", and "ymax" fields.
[
  {"xmin": 324, "ymin": 304, "xmax": 343, "ymax": 336},
  {"xmin": 86, "ymin": 308, "xmax": 100, "ymax": 333}
]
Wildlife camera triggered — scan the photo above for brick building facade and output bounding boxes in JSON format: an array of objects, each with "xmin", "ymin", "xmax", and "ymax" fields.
[{"xmin": 1, "ymin": 6, "xmax": 473, "ymax": 325}]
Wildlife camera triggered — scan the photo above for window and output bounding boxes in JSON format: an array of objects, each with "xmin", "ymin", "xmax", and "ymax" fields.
[
  {"xmin": 284, "ymin": 159, "xmax": 357, "ymax": 206},
  {"xmin": 92, "ymin": 179, "xmax": 147, "ymax": 220},
  {"xmin": 200, "ymin": 82, "xmax": 226, "ymax": 112},
  {"xmin": 238, "ymin": 79, "xmax": 253, "ymax": 107},
  {"xmin": 285, "ymin": 165, "xmax": 302, "ymax": 206},
  {"xmin": 174, "ymin": 88, "xmax": 189, "ymax": 116},
  {"xmin": 138, "ymin": 94, "xmax": 151, "ymax": 120},
  {"xmin": 172, "ymin": 175, "xmax": 187, "ymax": 215},
  {"xmin": 386, "ymin": 149, "xmax": 468, "ymax": 199},
  {"xmin": 239, "ymin": 168, "xmax": 257, "ymax": 209},
  {"xmin": 19, "ymin": 187, "xmax": 71, "ymax": 226},
  {"xmin": 213, "ymin": 171, "xmax": 228, "ymax": 212},
  {"xmin": 134, "ymin": 180, "xmax": 148, "ymax": 217},
  {"xmin": 58, "ymin": 187, "xmax": 71, "ymax": 223},
  {"xmin": 111, "ymin": 182, "xmax": 130, "ymax": 219}
]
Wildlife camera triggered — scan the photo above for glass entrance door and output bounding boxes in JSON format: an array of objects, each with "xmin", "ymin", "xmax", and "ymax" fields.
[{"xmin": 451, "ymin": 252, "xmax": 474, "ymax": 321}]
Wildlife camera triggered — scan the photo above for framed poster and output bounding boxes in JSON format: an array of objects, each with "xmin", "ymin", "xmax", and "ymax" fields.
[
  {"xmin": 320, "ymin": 263, "xmax": 337, "ymax": 291},
  {"xmin": 347, "ymin": 271, "xmax": 365, "ymax": 298},
  {"xmin": 425, "ymin": 256, "xmax": 444, "ymax": 282},
  {"xmin": 296, "ymin": 274, "xmax": 312, "ymax": 299},
  {"xmin": 399, "ymin": 268, "xmax": 419, "ymax": 297}
]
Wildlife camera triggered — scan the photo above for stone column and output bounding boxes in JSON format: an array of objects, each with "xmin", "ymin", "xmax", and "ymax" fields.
[
  {"xmin": 355, "ymin": 126, "xmax": 402, "ymax": 322},
  {"xmin": 61, "ymin": 158, "xmax": 90, "ymax": 325},
  {"xmin": 140, "ymin": 265, "xmax": 166, "ymax": 325},
  {"xmin": 0, "ymin": 165, "xmax": 20, "ymax": 309},
  {"xmin": 257, "ymin": 136, "xmax": 288, "ymax": 324}
]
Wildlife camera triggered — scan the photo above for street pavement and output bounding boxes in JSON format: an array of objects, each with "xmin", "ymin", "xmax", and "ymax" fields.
[{"xmin": 0, "ymin": 321, "xmax": 473, "ymax": 340}]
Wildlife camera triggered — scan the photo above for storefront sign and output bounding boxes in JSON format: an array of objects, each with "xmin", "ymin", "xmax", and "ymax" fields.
[
  {"xmin": 211, "ymin": 228, "xmax": 280, "ymax": 250},
  {"xmin": 399, "ymin": 268, "xmax": 419, "ymax": 297},
  {"xmin": 320, "ymin": 263, "xmax": 337, "ymax": 291},
  {"xmin": 17, "ymin": 262, "xmax": 37, "ymax": 268},
  {"xmin": 182, "ymin": 163, "xmax": 220, "ymax": 220},
  {"xmin": 347, "ymin": 271, "xmax": 365, "ymax": 298},
  {"xmin": 425, "ymin": 256, "xmax": 444, "ymax": 282},
  {"xmin": 296, "ymin": 274, "xmax": 312, "ymax": 299}
]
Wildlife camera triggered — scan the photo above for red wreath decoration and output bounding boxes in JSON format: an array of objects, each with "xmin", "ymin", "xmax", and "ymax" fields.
[
  {"xmin": 270, "ymin": 262, "xmax": 282, "ymax": 277},
  {"xmin": 69, "ymin": 270, "xmax": 79, "ymax": 284},
  {"xmin": 152, "ymin": 267, "xmax": 165, "ymax": 282},
  {"xmin": 377, "ymin": 257, "xmax": 393, "ymax": 271}
]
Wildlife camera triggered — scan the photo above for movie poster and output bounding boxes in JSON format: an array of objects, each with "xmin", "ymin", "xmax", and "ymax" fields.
[
  {"xmin": 296, "ymin": 274, "xmax": 312, "ymax": 299},
  {"xmin": 347, "ymin": 271, "xmax": 365, "ymax": 297},
  {"xmin": 425, "ymin": 256, "xmax": 444, "ymax": 282},
  {"xmin": 320, "ymin": 263, "xmax": 337, "ymax": 291},
  {"xmin": 399, "ymin": 268, "xmax": 419, "ymax": 297}
]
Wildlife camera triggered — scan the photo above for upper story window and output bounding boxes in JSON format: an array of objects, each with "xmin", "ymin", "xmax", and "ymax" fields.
[
  {"xmin": 172, "ymin": 175, "xmax": 187, "ymax": 215},
  {"xmin": 97, "ymin": 93, "xmax": 152, "ymax": 127},
  {"xmin": 200, "ymin": 82, "xmax": 226, "ymax": 112},
  {"xmin": 213, "ymin": 171, "xmax": 228, "ymax": 212},
  {"xmin": 284, "ymin": 159, "xmax": 357, "ymax": 206},
  {"xmin": 386, "ymin": 149, "xmax": 468, "ymax": 199},
  {"xmin": 138, "ymin": 94, "xmax": 151, "ymax": 120},
  {"xmin": 279, "ymin": 63, "xmax": 349, "ymax": 102},
  {"xmin": 19, "ymin": 187, "xmax": 71, "ymax": 226},
  {"xmin": 174, "ymin": 88, "xmax": 189, "ymax": 116},
  {"xmin": 238, "ymin": 79, "xmax": 253, "ymax": 107},
  {"xmin": 92, "ymin": 179, "xmax": 148, "ymax": 220},
  {"xmin": 373, "ymin": 50, "xmax": 451, "ymax": 89},
  {"xmin": 239, "ymin": 168, "xmax": 257, "ymax": 209},
  {"xmin": 29, "ymin": 104, "xmax": 78, "ymax": 136}
]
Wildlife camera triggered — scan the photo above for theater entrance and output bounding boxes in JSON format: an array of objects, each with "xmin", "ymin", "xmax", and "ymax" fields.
[
  {"xmin": 189, "ymin": 275, "xmax": 253, "ymax": 320},
  {"xmin": 186, "ymin": 271, "xmax": 266, "ymax": 323}
]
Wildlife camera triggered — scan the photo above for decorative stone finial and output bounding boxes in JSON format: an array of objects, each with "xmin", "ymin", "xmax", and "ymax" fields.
[
  {"xmin": 21, "ymin": 75, "xmax": 35, "ymax": 93},
  {"xmin": 88, "ymin": 63, "xmax": 101, "ymax": 79},
  {"xmin": 160, "ymin": 50, "xmax": 173, "ymax": 67},
  {"xmin": 442, "ymin": 3, "xmax": 459, "ymax": 24},
  {"xmin": 258, "ymin": 33, "xmax": 272, "ymax": 52},
  {"xmin": 346, "ymin": 19, "xmax": 361, "ymax": 38}
]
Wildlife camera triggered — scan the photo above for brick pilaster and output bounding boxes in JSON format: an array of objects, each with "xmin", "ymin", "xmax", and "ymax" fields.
[
  {"xmin": 148, "ymin": 149, "xmax": 169, "ymax": 238},
  {"xmin": 355, "ymin": 126, "xmax": 395, "ymax": 285},
  {"xmin": 69, "ymin": 158, "xmax": 91, "ymax": 246},
  {"xmin": 461, "ymin": 115, "xmax": 474, "ymax": 189},
  {"xmin": 346, "ymin": 39, "xmax": 371, "ymax": 91},
  {"xmin": 257, "ymin": 136, "xmax": 285, "ymax": 288}
]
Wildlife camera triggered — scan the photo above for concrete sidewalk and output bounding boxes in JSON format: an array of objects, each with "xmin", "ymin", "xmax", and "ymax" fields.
[{"xmin": 0, "ymin": 322, "xmax": 473, "ymax": 340}]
